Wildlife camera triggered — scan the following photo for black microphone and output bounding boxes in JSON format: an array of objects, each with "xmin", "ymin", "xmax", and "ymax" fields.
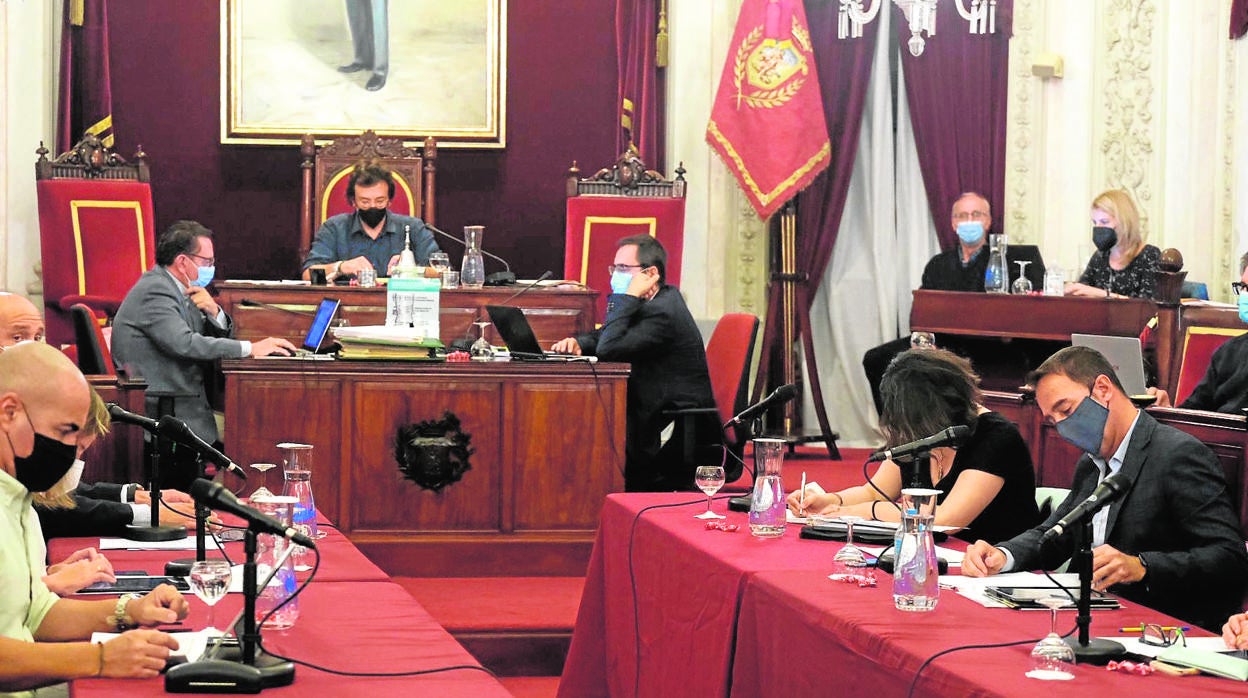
[
  {"xmin": 727, "ymin": 384, "xmax": 799, "ymax": 427},
  {"xmin": 1040, "ymin": 472, "xmax": 1132, "ymax": 544},
  {"xmin": 189, "ymin": 480, "xmax": 316, "ymax": 549},
  {"xmin": 867, "ymin": 425, "xmax": 972, "ymax": 463},
  {"xmin": 156, "ymin": 416, "xmax": 247, "ymax": 480},
  {"xmin": 239, "ymin": 299, "xmax": 315, "ymax": 317},
  {"xmin": 106, "ymin": 403, "xmax": 160, "ymax": 433},
  {"xmin": 427, "ymin": 223, "xmax": 517, "ymax": 286}
]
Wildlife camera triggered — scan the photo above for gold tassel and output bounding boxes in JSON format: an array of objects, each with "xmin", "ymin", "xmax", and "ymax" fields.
[
  {"xmin": 655, "ymin": 0, "xmax": 669, "ymax": 67},
  {"xmin": 70, "ymin": 0, "xmax": 85, "ymax": 27}
]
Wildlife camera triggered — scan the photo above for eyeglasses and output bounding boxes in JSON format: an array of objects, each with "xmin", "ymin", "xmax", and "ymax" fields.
[
  {"xmin": 952, "ymin": 211, "xmax": 989, "ymax": 222},
  {"xmin": 1138, "ymin": 623, "xmax": 1186, "ymax": 648},
  {"xmin": 1232, "ymin": 282, "xmax": 1246, "ymax": 296},
  {"xmin": 186, "ymin": 253, "xmax": 215, "ymax": 266},
  {"xmin": 607, "ymin": 264, "xmax": 643, "ymax": 275}
]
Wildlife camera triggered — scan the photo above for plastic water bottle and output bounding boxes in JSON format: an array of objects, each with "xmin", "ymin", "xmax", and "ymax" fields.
[
  {"xmin": 984, "ymin": 234, "xmax": 1008, "ymax": 293},
  {"xmin": 748, "ymin": 438, "xmax": 787, "ymax": 538},
  {"xmin": 893, "ymin": 488, "xmax": 941, "ymax": 612}
]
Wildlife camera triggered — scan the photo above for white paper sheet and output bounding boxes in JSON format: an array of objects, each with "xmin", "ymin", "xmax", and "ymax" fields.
[
  {"xmin": 99, "ymin": 537, "xmax": 199, "ymax": 551},
  {"xmin": 938, "ymin": 572, "xmax": 1082, "ymax": 608}
]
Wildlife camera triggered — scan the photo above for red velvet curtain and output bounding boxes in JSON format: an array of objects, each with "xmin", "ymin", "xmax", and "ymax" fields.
[
  {"xmin": 1233, "ymin": 0, "xmax": 1248, "ymax": 39},
  {"xmin": 794, "ymin": 3, "xmax": 880, "ymax": 298},
  {"xmin": 57, "ymin": 0, "xmax": 115, "ymax": 152},
  {"xmin": 616, "ymin": 0, "xmax": 666, "ymax": 172},
  {"xmin": 897, "ymin": 0, "xmax": 1013, "ymax": 251}
]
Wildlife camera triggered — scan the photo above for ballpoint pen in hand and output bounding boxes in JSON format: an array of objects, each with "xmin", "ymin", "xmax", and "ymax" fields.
[{"xmin": 799, "ymin": 471, "xmax": 807, "ymax": 515}]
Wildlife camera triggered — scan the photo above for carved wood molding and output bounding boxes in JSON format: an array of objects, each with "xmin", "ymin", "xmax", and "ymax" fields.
[
  {"xmin": 734, "ymin": 192, "xmax": 766, "ymax": 314},
  {"xmin": 317, "ymin": 129, "xmax": 423, "ymax": 160},
  {"xmin": 1004, "ymin": 0, "xmax": 1038, "ymax": 244},
  {"xmin": 1216, "ymin": 29, "xmax": 1238, "ymax": 300},
  {"xmin": 1099, "ymin": 0, "xmax": 1158, "ymax": 237}
]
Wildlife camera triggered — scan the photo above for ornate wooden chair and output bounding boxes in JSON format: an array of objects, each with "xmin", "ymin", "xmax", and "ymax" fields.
[
  {"xmin": 564, "ymin": 152, "xmax": 687, "ymax": 319},
  {"xmin": 299, "ymin": 130, "xmax": 437, "ymax": 262},
  {"xmin": 35, "ymin": 134, "xmax": 155, "ymax": 346}
]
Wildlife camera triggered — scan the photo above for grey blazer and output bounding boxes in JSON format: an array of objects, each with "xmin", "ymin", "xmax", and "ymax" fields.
[
  {"xmin": 1000, "ymin": 411, "xmax": 1248, "ymax": 631},
  {"xmin": 111, "ymin": 267, "xmax": 243, "ymax": 442}
]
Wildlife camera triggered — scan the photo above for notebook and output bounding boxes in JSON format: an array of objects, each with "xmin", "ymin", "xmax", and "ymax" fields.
[
  {"xmin": 484, "ymin": 305, "xmax": 588, "ymax": 362},
  {"xmin": 1070, "ymin": 333, "xmax": 1148, "ymax": 396}
]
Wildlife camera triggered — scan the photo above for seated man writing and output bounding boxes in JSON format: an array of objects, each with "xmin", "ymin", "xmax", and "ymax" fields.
[
  {"xmin": 963, "ymin": 346, "xmax": 1248, "ymax": 632},
  {"xmin": 301, "ymin": 160, "xmax": 440, "ymax": 281}
]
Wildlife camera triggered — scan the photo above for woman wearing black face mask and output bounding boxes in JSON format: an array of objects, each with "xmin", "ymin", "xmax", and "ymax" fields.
[{"xmin": 1064, "ymin": 189, "xmax": 1161, "ymax": 299}]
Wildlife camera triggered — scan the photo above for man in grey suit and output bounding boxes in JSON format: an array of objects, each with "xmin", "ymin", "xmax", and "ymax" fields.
[
  {"xmin": 112, "ymin": 221, "xmax": 294, "ymax": 488},
  {"xmin": 963, "ymin": 346, "xmax": 1248, "ymax": 631}
]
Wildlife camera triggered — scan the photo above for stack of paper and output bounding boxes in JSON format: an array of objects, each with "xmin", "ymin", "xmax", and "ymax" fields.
[{"xmin": 332, "ymin": 325, "xmax": 443, "ymax": 360}]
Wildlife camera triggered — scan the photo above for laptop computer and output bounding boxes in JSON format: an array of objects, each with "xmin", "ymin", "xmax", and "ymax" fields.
[
  {"xmin": 259, "ymin": 297, "xmax": 340, "ymax": 359},
  {"xmin": 485, "ymin": 305, "xmax": 589, "ymax": 362},
  {"xmin": 1071, "ymin": 333, "xmax": 1148, "ymax": 396}
]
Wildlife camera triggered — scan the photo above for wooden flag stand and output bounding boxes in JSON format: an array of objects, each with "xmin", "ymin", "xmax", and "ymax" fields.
[{"xmin": 751, "ymin": 201, "xmax": 840, "ymax": 459}]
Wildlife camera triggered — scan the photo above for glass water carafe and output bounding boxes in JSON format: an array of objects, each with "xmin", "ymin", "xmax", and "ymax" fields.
[
  {"xmin": 893, "ymin": 488, "xmax": 941, "ymax": 612},
  {"xmin": 251, "ymin": 494, "xmax": 300, "ymax": 630},
  {"xmin": 278, "ymin": 442, "xmax": 317, "ymax": 570},
  {"xmin": 461, "ymin": 225, "xmax": 486, "ymax": 288},
  {"xmin": 984, "ymin": 234, "xmax": 1009, "ymax": 293},
  {"xmin": 748, "ymin": 438, "xmax": 787, "ymax": 538}
]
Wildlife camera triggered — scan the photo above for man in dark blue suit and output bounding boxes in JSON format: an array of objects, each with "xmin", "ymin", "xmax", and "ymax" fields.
[
  {"xmin": 552, "ymin": 236, "xmax": 716, "ymax": 492},
  {"xmin": 964, "ymin": 346, "xmax": 1248, "ymax": 631}
]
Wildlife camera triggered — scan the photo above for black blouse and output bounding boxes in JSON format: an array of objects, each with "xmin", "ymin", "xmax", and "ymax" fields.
[{"xmin": 1078, "ymin": 244, "xmax": 1161, "ymax": 299}]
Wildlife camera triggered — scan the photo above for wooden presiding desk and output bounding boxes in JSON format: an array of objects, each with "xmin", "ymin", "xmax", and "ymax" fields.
[
  {"xmin": 216, "ymin": 280, "xmax": 599, "ymax": 348},
  {"xmin": 910, "ymin": 289, "xmax": 1157, "ymax": 341},
  {"xmin": 222, "ymin": 357, "xmax": 628, "ymax": 576}
]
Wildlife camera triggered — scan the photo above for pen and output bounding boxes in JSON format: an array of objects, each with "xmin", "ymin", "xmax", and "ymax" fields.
[
  {"xmin": 1118, "ymin": 626, "xmax": 1190, "ymax": 633},
  {"xmin": 799, "ymin": 471, "xmax": 807, "ymax": 514}
]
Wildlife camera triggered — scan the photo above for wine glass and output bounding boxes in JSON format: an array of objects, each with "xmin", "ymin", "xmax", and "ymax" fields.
[
  {"xmin": 429, "ymin": 252, "xmax": 451, "ymax": 275},
  {"xmin": 1012, "ymin": 260, "xmax": 1033, "ymax": 294},
  {"xmin": 189, "ymin": 559, "xmax": 232, "ymax": 635},
  {"xmin": 1026, "ymin": 596, "xmax": 1076, "ymax": 680},
  {"xmin": 249, "ymin": 462, "xmax": 278, "ymax": 501},
  {"xmin": 694, "ymin": 465, "xmax": 727, "ymax": 519},
  {"xmin": 470, "ymin": 320, "xmax": 493, "ymax": 360},
  {"xmin": 833, "ymin": 515, "xmax": 867, "ymax": 568}
]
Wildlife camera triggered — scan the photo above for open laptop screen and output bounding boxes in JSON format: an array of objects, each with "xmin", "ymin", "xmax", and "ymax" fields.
[
  {"xmin": 302, "ymin": 298, "xmax": 340, "ymax": 353},
  {"xmin": 1070, "ymin": 333, "xmax": 1147, "ymax": 396}
]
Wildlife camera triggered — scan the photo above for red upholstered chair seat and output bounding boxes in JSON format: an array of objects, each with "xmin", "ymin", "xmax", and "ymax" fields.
[
  {"xmin": 69, "ymin": 303, "xmax": 115, "ymax": 376},
  {"xmin": 36, "ymin": 179, "xmax": 155, "ymax": 346},
  {"xmin": 319, "ymin": 166, "xmax": 419, "ymax": 222},
  {"xmin": 1174, "ymin": 326, "xmax": 1248, "ymax": 405}
]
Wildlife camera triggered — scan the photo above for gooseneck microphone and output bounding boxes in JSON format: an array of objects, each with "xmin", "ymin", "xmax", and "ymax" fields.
[
  {"xmin": 1040, "ymin": 472, "xmax": 1132, "ymax": 544},
  {"xmin": 427, "ymin": 223, "xmax": 517, "ymax": 286},
  {"xmin": 867, "ymin": 425, "xmax": 972, "ymax": 463},
  {"xmin": 190, "ymin": 480, "xmax": 316, "ymax": 549},
  {"xmin": 497, "ymin": 270, "xmax": 553, "ymax": 305},
  {"xmin": 155, "ymin": 415, "xmax": 248, "ymax": 480},
  {"xmin": 727, "ymin": 384, "xmax": 799, "ymax": 427},
  {"xmin": 106, "ymin": 403, "xmax": 160, "ymax": 432}
]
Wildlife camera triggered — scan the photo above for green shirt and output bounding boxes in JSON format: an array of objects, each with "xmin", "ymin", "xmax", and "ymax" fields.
[{"xmin": 0, "ymin": 469, "xmax": 60, "ymax": 698}]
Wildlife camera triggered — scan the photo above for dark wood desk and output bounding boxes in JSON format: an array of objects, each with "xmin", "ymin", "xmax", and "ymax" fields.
[
  {"xmin": 911, "ymin": 290, "xmax": 1157, "ymax": 341},
  {"xmin": 222, "ymin": 358, "xmax": 628, "ymax": 576},
  {"xmin": 216, "ymin": 281, "xmax": 598, "ymax": 348}
]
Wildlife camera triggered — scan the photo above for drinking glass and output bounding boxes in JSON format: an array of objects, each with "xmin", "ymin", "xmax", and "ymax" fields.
[
  {"xmin": 470, "ymin": 320, "xmax": 493, "ymax": 360},
  {"xmin": 1012, "ymin": 260, "xmax": 1033, "ymax": 294},
  {"xmin": 429, "ymin": 252, "xmax": 451, "ymax": 274},
  {"xmin": 249, "ymin": 462, "xmax": 278, "ymax": 501},
  {"xmin": 1026, "ymin": 596, "xmax": 1076, "ymax": 680},
  {"xmin": 693, "ymin": 465, "xmax": 727, "ymax": 519},
  {"xmin": 833, "ymin": 515, "xmax": 867, "ymax": 568},
  {"xmin": 189, "ymin": 559, "xmax": 232, "ymax": 634}
]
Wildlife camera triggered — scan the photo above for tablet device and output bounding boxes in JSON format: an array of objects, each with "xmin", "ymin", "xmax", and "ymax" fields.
[
  {"xmin": 984, "ymin": 585, "xmax": 1120, "ymax": 609},
  {"xmin": 79, "ymin": 576, "xmax": 190, "ymax": 595}
]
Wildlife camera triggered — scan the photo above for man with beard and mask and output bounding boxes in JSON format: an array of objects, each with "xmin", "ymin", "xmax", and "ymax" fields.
[
  {"xmin": 0, "ymin": 343, "xmax": 189, "ymax": 693},
  {"xmin": 113, "ymin": 221, "xmax": 296, "ymax": 489},
  {"xmin": 1064, "ymin": 189, "xmax": 1161, "ymax": 299},
  {"xmin": 963, "ymin": 346, "xmax": 1248, "ymax": 632},
  {"xmin": 302, "ymin": 160, "xmax": 439, "ymax": 282},
  {"xmin": 861, "ymin": 192, "xmax": 1046, "ymax": 413},
  {"xmin": 550, "ymin": 235, "xmax": 717, "ymax": 492}
]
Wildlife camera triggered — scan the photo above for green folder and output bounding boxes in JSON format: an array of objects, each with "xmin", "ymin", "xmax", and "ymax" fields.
[{"xmin": 1158, "ymin": 645, "xmax": 1248, "ymax": 681}]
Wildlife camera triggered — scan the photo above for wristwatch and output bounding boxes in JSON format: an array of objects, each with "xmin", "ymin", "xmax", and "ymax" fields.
[
  {"xmin": 1137, "ymin": 552, "xmax": 1149, "ymax": 580},
  {"xmin": 112, "ymin": 593, "xmax": 142, "ymax": 631},
  {"xmin": 332, "ymin": 261, "xmax": 344, "ymax": 277}
]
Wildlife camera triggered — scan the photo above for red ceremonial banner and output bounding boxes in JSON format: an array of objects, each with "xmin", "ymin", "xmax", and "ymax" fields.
[{"xmin": 706, "ymin": 0, "xmax": 830, "ymax": 220}]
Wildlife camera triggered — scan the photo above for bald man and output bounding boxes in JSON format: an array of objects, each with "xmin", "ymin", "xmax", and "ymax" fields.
[
  {"xmin": 0, "ymin": 344, "xmax": 189, "ymax": 692},
  {"xmin": 0, "ymin": 293, "xmax": 44, "ymax": 346}
]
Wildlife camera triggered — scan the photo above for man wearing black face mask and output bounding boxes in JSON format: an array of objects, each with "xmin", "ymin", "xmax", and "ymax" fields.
[
  {"xmin": 0, "ymin": 343, "xmax": 190, "ymax": 689},
  {"xmin": 963, "ymin": 346, "xmax": 1248, "ymax": 631},
  {"xmin": 302, "ymin": 160, "xmax": 439, "ymax": 282}
]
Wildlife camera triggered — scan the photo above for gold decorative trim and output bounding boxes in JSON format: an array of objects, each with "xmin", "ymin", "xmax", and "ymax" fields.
[
  {"xmin": 580, "ymin": 217, "xmax": 658, "ymax": 285},
  {"xmin": 319, "ymin": 168, "xmax": 417, "ymax": 223},
  {"xmin": 68, "ymin": 200, "xmax": 147, "ymax": 295}
]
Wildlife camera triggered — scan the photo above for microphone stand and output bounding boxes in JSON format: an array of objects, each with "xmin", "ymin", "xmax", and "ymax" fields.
[
  {"xmin": 909, "ymin": 449, "xmax": 932, "ymax": 489},
  {"xmin": 164, "ymin": 455, "xmax": 214, "ymax": 577},
  {"xmin": 125, "ymin": 423, "xmax": 187, "ymax": 542},
  {"xmin": 1063, "ymin": 517, "xmax": 1125, "ymax": 664}
]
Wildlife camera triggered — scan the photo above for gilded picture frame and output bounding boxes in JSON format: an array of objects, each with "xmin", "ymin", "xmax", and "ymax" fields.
[{"xmin": 220, "ymin": 0, "xmax": 506, "ymax": 148}]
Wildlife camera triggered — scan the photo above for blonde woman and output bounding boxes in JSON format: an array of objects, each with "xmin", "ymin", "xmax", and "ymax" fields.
[{"xmin": 1065, "ymin": 189, "xmax": 1161, "ymax": 299}]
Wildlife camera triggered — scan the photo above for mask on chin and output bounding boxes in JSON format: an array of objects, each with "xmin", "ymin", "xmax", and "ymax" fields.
[
  {"xmin": 1054, "ymin": 395, "xmax": 1110, "ymax": 456},
  {"xmin": 359, "ymin": 207, "xmax": 388, "ymax": 228},
  {"xmin": 1092, "ymin": 226, "xmax": 1118, "ymax": 253},
  {"xmin": 956, "ymin": 221, "xmax": 985, "ymax": 246}
]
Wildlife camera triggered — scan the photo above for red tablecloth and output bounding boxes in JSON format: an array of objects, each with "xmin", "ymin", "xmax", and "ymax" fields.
[
  {"xmin": 560, "ymin": 493, "xmax": 1241, "ymax": 698},
  {"xmin": 71, "ymin": 581, "xmax": 511, "ymax": 697}
]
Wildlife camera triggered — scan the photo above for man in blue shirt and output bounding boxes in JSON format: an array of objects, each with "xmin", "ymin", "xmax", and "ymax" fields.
[{"xmin": 301, "ymin": 161, "xmax": 439, "ymax": 282}]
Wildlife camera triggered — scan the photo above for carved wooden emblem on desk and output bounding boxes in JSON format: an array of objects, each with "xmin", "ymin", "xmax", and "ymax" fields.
[{"xmin": 394, "ymin": 412, "xmax": 474, "ymax": 492}]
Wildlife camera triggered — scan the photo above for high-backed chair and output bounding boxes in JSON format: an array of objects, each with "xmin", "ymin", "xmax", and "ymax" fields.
[
  {"xmin": 1174, "ymin": 325, "xmax": 1248, "ymax": 405},
  {"xmin": 35, "ymin": 135, "xmax": 155, "ymax": 346},
  {"xmin": 565, "ymin": 152, "xmax": 686, "ymax": 320},
  {"xmin": 666, "ymin": 313, "xmax": 760, "ymax": 484},
  {"xmin": 69, "ymin": 303, "xmax": 114, "ymax": 376},
  {"xmin": 299, "ymin": 130, "xmax": 437, "ymax": 263}
]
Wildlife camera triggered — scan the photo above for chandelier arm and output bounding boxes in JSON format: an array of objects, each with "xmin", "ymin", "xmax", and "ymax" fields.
[{"xmin": 843, "ymin": 0, "xmax": 884, "ymax": 26}]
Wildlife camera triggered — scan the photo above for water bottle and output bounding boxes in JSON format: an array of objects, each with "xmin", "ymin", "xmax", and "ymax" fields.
[
  {"xmin": 893, "ymin": 488, "xmax": 941, "ymax": 612},
  {"xmin": 984, "ymin": 234, "xmax": 1008, "ymax": 293},
  {"xmin": 461, "ymin": 225, "xmax": 486, "ymax": 288},
  {"xmin": 748, "ymin": 438, "xmax": 787, "ymax": 538},
  {"xmin": 251, "ymin": 495, "xmax": 300, "ymax": 630},
  {"xmin": 278, "ymin": 442, "xmax": 317, "ymax": 570},
  {"xmin": 1043, "ymin": 264, "xmax": 1065, "ymax": 296}
]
